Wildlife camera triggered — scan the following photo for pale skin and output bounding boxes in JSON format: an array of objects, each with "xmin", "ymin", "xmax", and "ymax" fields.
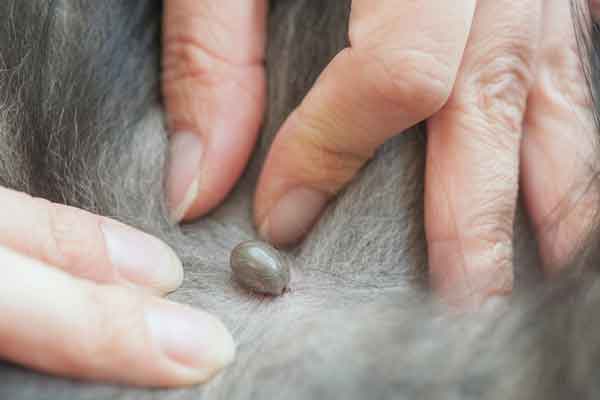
[{"xmin": 0, "ymin": 0, "xmax": 597, "ymax": 388}]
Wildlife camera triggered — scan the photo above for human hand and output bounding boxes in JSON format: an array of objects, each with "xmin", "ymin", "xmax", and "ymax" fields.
[
  {"xmin": 250, "ymin": 0, "xmax": 598, "ymax": 306},
  {"xmin": 162, "ymin": 0, "xmax": 266, "ymax": 221},
  {"xmin": 0, "ymin": 187, "xmax": 234, "ymax": 386}
]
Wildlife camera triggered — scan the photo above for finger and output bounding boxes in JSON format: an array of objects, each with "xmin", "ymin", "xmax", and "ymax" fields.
[
  {"xmin": 0, "ymin": 245, "xmax": 234, "ymax": 387},
  {"xmin": 425, "ymin": 0, "xmax": 542, "ymax": 307},
  {"xmin": 163, "ymin": 0, "xmax": 267, "ymax": 221},
  {"xmin": 591, "ymin": 0, "xmax": 600, "ymax": 20},
  {"xmin": 521, "ymin": 0, "xmax": 598, "ymax": 272},
  {"xmin": 0, "ymin": 187, "xmax": 182, "ymax": 294},
  {"xmin": 255, "ymin": 0, "xmax": 477, "ymax": 246}
]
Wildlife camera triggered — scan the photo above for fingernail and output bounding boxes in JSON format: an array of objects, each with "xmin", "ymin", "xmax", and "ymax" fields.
[
  {"xmin": 259, "ymin": 187, "xmax": 328, "ymax": 246},
  {"xmin": 146, "ymin": 301, "xmax": 235, "ymax": 381},
  {"xmin": 101, "ymin": 221, "xmax": 184, "ymax": 294},
  {"xmin": 167, "ymin": 132, "xmax": 204, "ymax": 222}
]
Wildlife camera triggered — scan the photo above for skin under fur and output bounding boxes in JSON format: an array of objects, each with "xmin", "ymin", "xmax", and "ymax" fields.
[{"xmin": 1, "ymin": 0, "xmax": 600, "ymax": 399}]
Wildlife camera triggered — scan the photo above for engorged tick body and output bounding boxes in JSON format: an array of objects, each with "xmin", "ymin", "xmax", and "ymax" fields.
[{"xmin": 230, "ymin": 240, "xmax": 290, "ymax": 296}]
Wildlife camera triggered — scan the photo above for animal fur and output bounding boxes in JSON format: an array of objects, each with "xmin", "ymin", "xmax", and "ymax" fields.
[{"xmin": 0, "ymin": 1, "xmax": 599, "ymax": 399}]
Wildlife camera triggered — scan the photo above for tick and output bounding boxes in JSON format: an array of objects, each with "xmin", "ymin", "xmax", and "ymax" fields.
[{"xmin": 230, "ymin": 240, "xmax": 290, "ymax": 296}]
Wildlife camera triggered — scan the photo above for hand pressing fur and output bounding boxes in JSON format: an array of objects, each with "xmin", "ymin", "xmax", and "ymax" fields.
[
  {"xmin": 0, "ymin": 2, "xmax": 234, "ymax": 387},
  {"xmin": 162, "ymin": 0, "xmax": 599, "ymax": 306}
]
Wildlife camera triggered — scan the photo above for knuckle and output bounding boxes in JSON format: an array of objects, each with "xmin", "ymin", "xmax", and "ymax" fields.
[
  {"xmin": 536, "ymin": 176, "xmax": 599, "ymax": 234},
  {"xmin": 465, "ymin": 47, "xmax": 534, "ymax": 132},
  {"xmin": 364, "ymin": 47, "xmax": 454, "ymax": 119},
  {"xmin": 37, "ymin": 199, "xmax": 102, "ymax": 274},
  {"xmin": 535, "ymin": 41, "xmax": 591, "ymax": 110},
  {"xmin": 464, "ymin": 195, "xmax": 517, "ymax": 247},
  {"xmin": 162, "ymin": 34, "xmax": 219, "ymax": 88}
]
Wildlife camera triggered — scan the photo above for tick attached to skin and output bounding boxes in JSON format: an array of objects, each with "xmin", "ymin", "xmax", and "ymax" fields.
[{"xmin": 230, "ymin": 240, "xmax": 290, "ymax": 296}]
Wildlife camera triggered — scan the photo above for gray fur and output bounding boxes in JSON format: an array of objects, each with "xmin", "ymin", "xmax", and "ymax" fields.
[{"xmin": 0, "ymin": 0, "xmax": 599, "ymax": 399}]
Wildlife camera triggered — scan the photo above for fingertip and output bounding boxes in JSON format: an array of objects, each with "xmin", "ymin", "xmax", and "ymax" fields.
[
  {"xmin": 257, "ymin": 187, "xmax": 328, "ymax": 247},
  {"xmin": 167, "ymin": 131, "xmax": 204, "ymax": 222},
  {"xmin": 100, "ymin": 220, "xmax": 184, "ymax": 295},
  {"xmin": 165, "ymin": 77, "xmax": 265, "ymax": 222},
  {"xmin": 145, "ymin": 299, "xmax": 236, "ymax": 385},
  {"xmin": 166, "ymin": 129, "xmax": 250, "ymax": 222},
  {"xmin": 169, "ymin": 124, "xmax": 260, "ymax": 222}
]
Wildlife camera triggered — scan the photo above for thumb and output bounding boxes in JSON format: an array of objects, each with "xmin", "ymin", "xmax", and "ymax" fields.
[{"xmin": 163, "ymin": 0, "xmax": 267, "ymax": 221}]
